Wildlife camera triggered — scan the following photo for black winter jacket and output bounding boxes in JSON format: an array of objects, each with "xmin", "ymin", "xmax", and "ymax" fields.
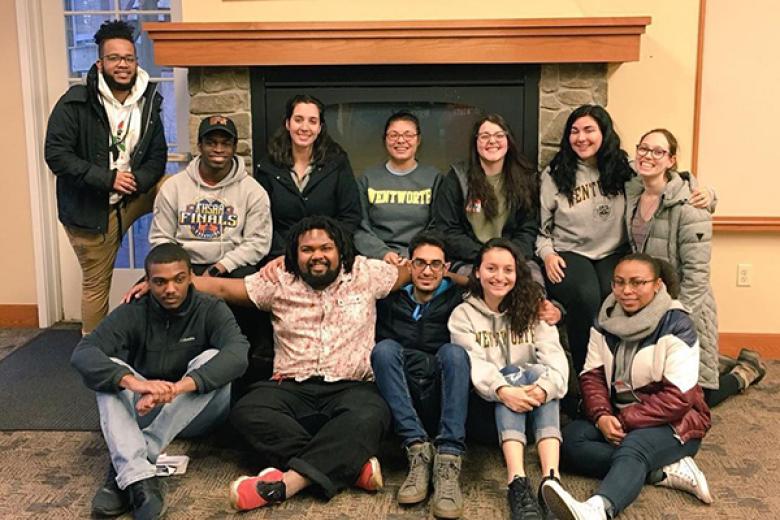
[
  {"xmin": 255, "ymin": 153, "xmax": 361, "ymax": 257},
  {"xmin": 71, "ymin": 286, "xmax": 249, "ymax": 394},
  {"xmin": 376, "ymin": 282, "xmax": 464, "ymax": 355},
  {"xmin": 45, "ymin": 65, "xmax": 167, "ymax": 233},
  {"xmin": 430, "ymin": 162, "xmax": 538, "ymax": 263}
]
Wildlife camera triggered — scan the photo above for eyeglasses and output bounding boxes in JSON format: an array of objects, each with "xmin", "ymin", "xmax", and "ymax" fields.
[
  {"xmin": 411, "ymin": 259, "xmax": 445, "ymax": 273},
  {"xmin": 386, "ymin": 132, "xmax": 419, "ymax": 142},
  {"xmin": 636, "ymin": 145, "xmax": 670, "ymax": 160},
  {"xmin": 477, "ymin": 131, "xmax": 508, "ymax": 143},
  {"xmin": 611, "ymin": 278, "xmax": 656, "ymax": 290},
  {"xmin": 102, "ymin": 54, "xmax": 137, "ymax": 65}
]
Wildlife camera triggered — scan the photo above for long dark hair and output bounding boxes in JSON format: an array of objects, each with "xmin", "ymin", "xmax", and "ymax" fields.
[
  {"xmin": 617, "ymin": 252, "xmax": 680, "ymax": 298},
  {"xmin": 466, "ymin": 114, "xmax": 538, "ymax": 220},
  {"xmin": 267, "ymin": 94, "xmax": 345, "ymax": 169},
  {"xmin": 468, "ymin": 238, "xmax": 543, "ymax": 336},
  {"xmin": 284, "ymin": 216, "xmax": 356, "ymax": 277},
  {"xmin": 549, "ymin": 104, "xmax": 633, "ymax": 201}
]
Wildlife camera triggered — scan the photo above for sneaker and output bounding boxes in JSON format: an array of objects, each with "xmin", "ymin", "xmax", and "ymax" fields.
[
  {"xmin": 540, "ymin": 480, "xmax": 606, "ymax": 520},
  {"xmin": 354, "ymin": 456, "xmax": 383, "ymax": 492},
  {"xmin": 229, "ymin": 467, "xmax": 286, "ymax": 511},
  {"xmin": 537, "ymin": 470, "xmax": 560, "ymax": 520},
  {"xmin": 398, "ymin": 442, "xmax": 434, "ymax": 505},
  {"xmin": 127, "ymin": 476, "xmax": 166, "ymax": 520},
  {"xmin": 656, "ymin": 456, "xmax": 714, "ymax": 504},
  {"xmin": 507, "ymin": 476, "xmax": 543, "ymax": 520},
  {"xmin": 733, "ymin": 348, "xmax": 768, "ymax": 388},
  {"xmin": 431, "ymin": 452, "xmax": 464, "ymax": 519},
  {"xmin": 91, "ymin": 465, "xmax": 130, "ymax": 517}
]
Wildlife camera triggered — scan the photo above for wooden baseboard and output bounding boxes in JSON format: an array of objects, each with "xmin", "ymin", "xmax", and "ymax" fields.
[
  {"xmin": 720, "ymin": 332, "xmax": 779, "ymax": 360},
  {"xmin": 0, "ymin": 305, "xmax": 39, "ymax": 328}
]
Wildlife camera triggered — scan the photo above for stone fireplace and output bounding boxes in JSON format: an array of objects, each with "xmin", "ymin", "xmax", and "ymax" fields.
[{"xmin": 149, "ymin": 17, "xmax": 646, "ymax": 170}]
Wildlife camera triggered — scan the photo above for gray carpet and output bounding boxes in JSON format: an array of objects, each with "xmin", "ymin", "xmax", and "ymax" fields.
[{"xmin": 0, "ymin": 329, "xmax": 99, "ymax": 431}]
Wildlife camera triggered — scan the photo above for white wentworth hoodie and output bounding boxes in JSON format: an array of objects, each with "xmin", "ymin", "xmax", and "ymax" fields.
[
  {"xmin": 448, "ymin": 295, "xmax": 569, "ymax": 402},
  {"xmin": 149, "ymin": 156, "xmax": 272, "ymax": 272}
]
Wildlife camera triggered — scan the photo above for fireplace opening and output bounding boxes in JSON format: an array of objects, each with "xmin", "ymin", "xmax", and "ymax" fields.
[{"xmin": 250, "ymin": 64, "xmax": 540, "ymax": 175}]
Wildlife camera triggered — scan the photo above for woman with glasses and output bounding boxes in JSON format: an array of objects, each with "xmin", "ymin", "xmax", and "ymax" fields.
[
  {"xmin": 449, "ymin": 239, "xmax": 568, "ymax": 520},
  {"xmin": 255, "ymin": 94, "xmax": 361, "ymax": 264},
  {"xmin": 541, "ymin": 253, "xmax": 713, "ymax": 520},
  {"xmin": 626, "ymin": 129, "xmax": 766, "ymax": 406},
  {"xmin": 354, "ymin": 111, "xmax": 441, "ymax": 264}
]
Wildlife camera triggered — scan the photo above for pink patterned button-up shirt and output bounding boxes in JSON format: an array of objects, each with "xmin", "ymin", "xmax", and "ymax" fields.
[{"xmin": 244, "ymin": 256, "xmax": 398, "ymax": 382}]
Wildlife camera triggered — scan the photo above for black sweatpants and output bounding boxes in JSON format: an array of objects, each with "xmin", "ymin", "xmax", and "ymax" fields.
[
  {"xmin": 229, "ymin": 378, "xmax": 391, "ymax": 499},
  {"xmin": 545, "ymin": 251, "xmax": 623, "ymax": 374}
]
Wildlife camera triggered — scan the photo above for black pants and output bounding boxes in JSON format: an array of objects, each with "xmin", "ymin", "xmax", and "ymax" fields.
[
  {"xmin": 229, "ymin": 378, "xmax": 391, "ymax": 499},
  {"xmin": 545, "ymin": 251, "xmax": 623, "ymax": 373}
]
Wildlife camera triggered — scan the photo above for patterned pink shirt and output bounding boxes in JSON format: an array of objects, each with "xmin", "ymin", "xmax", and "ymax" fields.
[{"xmin": 244, "ymin": 256, "xmax": 398, "ymax": 382}]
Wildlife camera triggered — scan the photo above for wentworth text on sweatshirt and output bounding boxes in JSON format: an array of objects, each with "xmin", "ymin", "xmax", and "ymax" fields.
[
  {"xmin": 150, "ymin": 156, "xmax": 272, "ymax": 272},
  {"xmin": 448, "ymin": 295, "xmax": 569, "ymax": 403},
  {"xmin": 536, "ymin": 161, "xmax": 626, "ymax": 261},
  {"xmin": 354, "ymin": 162, "xmax": 440, "ymax": 258}
]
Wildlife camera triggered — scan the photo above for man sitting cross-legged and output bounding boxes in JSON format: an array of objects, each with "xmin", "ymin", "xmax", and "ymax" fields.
[
  {"xmin": 371, "ymin": 231, "xmax": 470, "ymax": 519},
  {"xmin": 71, "ymin": 243, "xmax": 249, "ymax": 520},
  {"xmin": 186, "ymin": 215, "xmax": 410, "ymax": 511}
]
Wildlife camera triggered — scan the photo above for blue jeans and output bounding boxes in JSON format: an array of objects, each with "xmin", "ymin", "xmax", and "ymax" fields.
[
  {"xmin": 371, "ymin": 339, "xmax": 470, "ymax": 455},
  {"xmin": 96, "ymin": 349, "xmax": 231, "ymax": 489},
  {"xmin": 561, "ymin": 419, "xmax": 702, "ymax": 514},
  {"xmin": 495, "ymin": 364, "xmax": 562, "ymax": 445}
]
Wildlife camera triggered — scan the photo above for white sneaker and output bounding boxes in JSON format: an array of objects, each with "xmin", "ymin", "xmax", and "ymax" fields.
[
  {"xmin": 656, "ymin": 456, "xmax": 714, "ymax": 504},
  {"xmin": 541, "ymin": 480, "xmax": 606, "ymax": 520}
]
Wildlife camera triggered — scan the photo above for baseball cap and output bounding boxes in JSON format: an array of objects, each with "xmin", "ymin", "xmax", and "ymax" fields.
[{"xmin": 198, "ymin": 115, "xmax": 237, "ymax": 140}]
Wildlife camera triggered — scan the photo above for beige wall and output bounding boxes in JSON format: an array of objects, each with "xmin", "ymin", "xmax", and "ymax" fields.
[
  {"xmin": 700, "ymin": 1, "xmax": 780, "ymax": 334},
  {"xmin": 0, "ymin": 2, "xmax": 37, "ymax": 305}
]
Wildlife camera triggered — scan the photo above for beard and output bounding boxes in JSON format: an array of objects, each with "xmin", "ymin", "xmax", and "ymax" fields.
[
  {"xmin": 300, "ymin": 259, "xmax": 341, "ymax": 290},
  {"xmin": 102, "ymin": 69, "xmax": 137, "ymax": 92}
]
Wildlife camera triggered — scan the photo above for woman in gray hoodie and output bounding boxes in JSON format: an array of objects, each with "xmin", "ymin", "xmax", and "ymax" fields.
[{"xmin": 448, "ymin": 238, "xmax": 568, "ymax": 520}]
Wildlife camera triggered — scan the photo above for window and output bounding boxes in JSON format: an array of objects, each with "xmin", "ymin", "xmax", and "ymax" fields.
[{"xmin": 63, "ymin": 0, "xmax": 184, "ymax": 269}]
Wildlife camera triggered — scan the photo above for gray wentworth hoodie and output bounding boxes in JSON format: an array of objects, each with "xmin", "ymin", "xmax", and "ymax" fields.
[
  {"xmin": 150, "ymin": 156, "xmax": 272, "ymax": 272},
  {"xmin": 536, "ymin": 161, "xmax": 626, "ymax": 261},
  {"xmin": 448, "ymin": 295, "xmax": 569, "ymax": 402}
]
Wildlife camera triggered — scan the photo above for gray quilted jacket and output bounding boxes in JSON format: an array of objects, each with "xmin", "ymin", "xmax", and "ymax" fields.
[{"xmin": 625, "ymin": 172, "xmax": 719, "ymax": 389}]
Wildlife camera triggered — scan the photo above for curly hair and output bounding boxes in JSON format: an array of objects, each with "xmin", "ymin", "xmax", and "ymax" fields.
[
  {"xmin": 617, "ymin": 252, "xmax": 680, "ymax": 298},
  {"xmin": 267, "ymin": 94, "xmax": 345, "ymax": 169},
  {"xmin": 549, "ymin": 104, "xmax": 633, "ymax": 202},
  {"xmin": 94, "ymin": 20, "xmax": 135, "ymax": 55},
  {"xmin": 468, "ymin": 238, "xmax": 543, "ymax": 337},
  {"xmin": 465, "ymin": 114, "xmax": 538, "ymax": 220},
  {"xmin": 284, "ymin": 216, "xmax": 356, "ymax": 277}
]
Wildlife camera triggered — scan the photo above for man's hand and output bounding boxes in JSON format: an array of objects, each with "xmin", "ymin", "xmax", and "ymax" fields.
[
  {"xmin": 113, "ymin": 171, "xmax": 137, "ymax": 195},
  {"xmin": 596, "ymin": 415, "xmax": 625, "ymax": 445},
  {"xmin": 544, "ymin": 254, "xmax": 567, "ymax": 284},
  {"xmin": 119, "ymin": 374, "xmax": 175, "ymax": 401},
  {"xmin": 136, "ymin": 393, "xmax": 158, "ymax": 416},
  {"xmin": 497, "ymin": 385, "xmax": 541, "ymax": 413},
  {"xmin": 259, "ymin": 256, "xmax": 285, "ymax": 283},
  {"xmin": 382, "ymin": 251, "xmax": 406, "ymax": 266},
  {"xmin": 122, "ymin": 280, "xmax": 149, "ymax": 304},
  {"xmin": 538, "ymin": 299, "xmax": 562, "ymax": 325}
]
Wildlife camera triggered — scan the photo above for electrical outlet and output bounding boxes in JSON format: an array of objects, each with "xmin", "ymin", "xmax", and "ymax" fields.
[{"xmin": 737, "ymin": 263, "xmax": 752, "ymax": 287}]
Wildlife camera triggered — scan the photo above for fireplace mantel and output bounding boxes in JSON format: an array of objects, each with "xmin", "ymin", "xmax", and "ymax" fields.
[{"xmin": 144, "ymin": 18, "xmax": 651, "ymax": 67}]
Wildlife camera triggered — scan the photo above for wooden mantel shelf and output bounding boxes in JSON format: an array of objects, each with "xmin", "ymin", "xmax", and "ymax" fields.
[{"xmin": 144, "ymin": 18, "xmax": 651, "ymax": 67}]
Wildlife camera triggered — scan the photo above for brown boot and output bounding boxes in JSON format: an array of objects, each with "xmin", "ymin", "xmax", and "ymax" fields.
[{"xmin": 730, "ymin": 348, "xmax": 767, "ymax": 390}]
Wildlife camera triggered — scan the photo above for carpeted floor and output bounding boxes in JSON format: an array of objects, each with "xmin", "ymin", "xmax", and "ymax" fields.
[{"xmin": 0, "ymin": 327, "xmax": 777, "ymax": 519}]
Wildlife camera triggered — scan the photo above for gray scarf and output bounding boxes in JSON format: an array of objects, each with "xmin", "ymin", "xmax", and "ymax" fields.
[{"xmin": 598, "ymin": 285, "xmax": 673, "ymax": 342}]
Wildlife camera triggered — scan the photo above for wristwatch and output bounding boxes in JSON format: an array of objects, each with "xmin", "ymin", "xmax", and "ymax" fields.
[{"xmin": 207, "ymin": 265, "xmax": 222, "ymax": 277}]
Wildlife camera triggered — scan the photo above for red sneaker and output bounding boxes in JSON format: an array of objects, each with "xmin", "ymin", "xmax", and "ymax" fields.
[
  {"xmin": 354, "ymin": 457, "xmax": 383, "ymax": 492},
  {"xmin": 229, "ymin": 467, "xmax": 286, "ymax": 511}
]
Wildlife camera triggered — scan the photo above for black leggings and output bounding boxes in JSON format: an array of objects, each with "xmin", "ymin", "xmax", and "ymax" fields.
[
  {"xmin": 545, "ymin": 251, "xmax": 623, "ymax": 374},
  {"xmin": 704, "ymin": 373, "xmax": 742, "ymax": 408}
]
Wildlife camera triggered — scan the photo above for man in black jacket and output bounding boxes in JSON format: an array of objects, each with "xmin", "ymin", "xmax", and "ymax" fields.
[
  {"xmin": 71, "ymin": 243, "xmax": 249, "ymax": 520},
  {"xmin": 45, "ymin": 20, "xmax": 167, "ymax": 333},
  {"xmin": 371, "ymin": 232, "xmax": 470, "ymax": 519}
]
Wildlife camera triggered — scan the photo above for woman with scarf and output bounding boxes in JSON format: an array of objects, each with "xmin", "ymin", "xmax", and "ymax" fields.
[{"xmin": 541, "ymin": 253, "xmax": 713, "ymax": 520}]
